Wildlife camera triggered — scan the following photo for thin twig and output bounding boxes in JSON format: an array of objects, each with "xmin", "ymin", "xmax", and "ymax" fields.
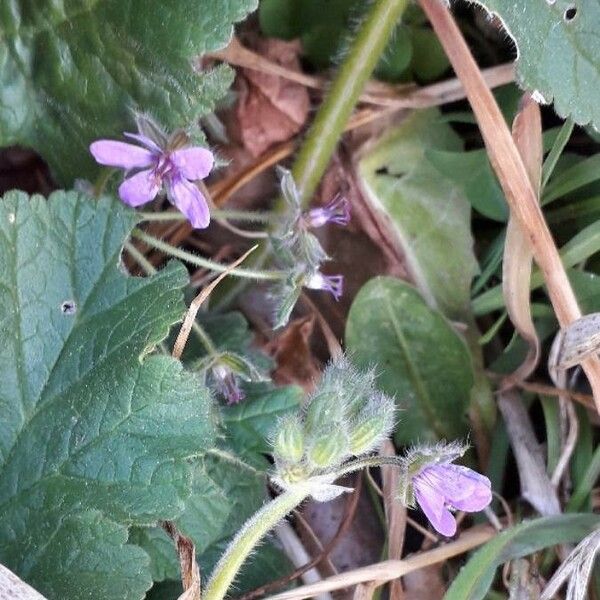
[{"xmin": 266, "ymin": 525, "xmax": 498, "ymax": 600}]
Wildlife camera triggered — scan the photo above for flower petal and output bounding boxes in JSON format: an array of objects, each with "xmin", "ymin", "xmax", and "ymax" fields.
[
  {"xmin": 442, "ymin": 465, "xmax": 492, "ymax": 512},
  {"xmin": 170, "ymin": 147, "xmax": 214, "ymax": 180},
  {"xmin": 414, "ymin": 483, "xmax": 456, "ymax": 536},
  {"xmin": 167, "ymin": 177, "xmax": 210, "ymax": 229},
  {"xmin": 90, "ymin": 140, "xmax": 155, "ymax": 169},
  {"xmin": 123, "ymin": 131, "xmax": 162, "ymax": 154},
  {"xmin": 118, "ymin": 169, "xmax": 161, "ymax": 207}
]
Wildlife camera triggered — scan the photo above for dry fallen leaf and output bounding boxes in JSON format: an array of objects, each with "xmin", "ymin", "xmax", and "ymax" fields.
[
  {"xmin": 234, "ymin": 38, "xmax": 310, "ymax": 157},
  {"xmin": 502, "ymin": 94, "xmax": 543, "ymax": 385},
  {"xmin": 266, "ymin": 315, "xmax": 321, "ymax": 393}
]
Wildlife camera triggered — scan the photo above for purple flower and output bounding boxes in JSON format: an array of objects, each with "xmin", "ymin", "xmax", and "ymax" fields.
[
  {"xmin": 412, "ymin": 463, "xmax": 492, "ymax": 536},
  {"xmin": 212, "ymin": 364, "xmax": 245, "ymax": 405},
  {"xmin": 90, "ymin": 131, "xmax": 214, "ymax": 229},
  {"xmin": 306, "ymin": 195, "xmax": 350, "ymax": 228},
  {"xmin": 305, "ymin": 272, "xmax": 344, "ymax": 301}
]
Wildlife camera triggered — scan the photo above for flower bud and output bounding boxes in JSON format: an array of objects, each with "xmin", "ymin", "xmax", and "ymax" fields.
[
  {"xmin": 307, "ymin": 429, "xmax": 349, "ymax": 469},
  {"xmin": 304, "ymin": 391, "xmax": 346, "ymax": 435},
  {"xmin": 349, "ymin": 393, "xmax": 395, "ymax": 455},
  {"xmin": 274, "ymin": 416, "xmax": 305, "ymax": 463}
]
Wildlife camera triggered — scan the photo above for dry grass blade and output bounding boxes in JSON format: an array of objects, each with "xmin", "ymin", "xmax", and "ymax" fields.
[
  {"xmin": 541, "ymin": 528, "xmax": 600, "ymax": 600},
  {"xmin": 171, "ymin": 245, "xmax": 257, "ymax": 359},
  {"xmin": 265, "ymin": 525, "xmax": 497, "ymax": 600},
  {"xmin": 0, "ymin": 563, "xmax": 48, "ymax": 600},
  {"xmin": 497, "ymin": 391, "xmax": 560, "ymax": 515},
  {"xmin": 380, "ymin": 441, "xmax": 406, "ymax": 600},
  {"xmin": 418, "ymin": 0, "xmax": 600, "ymax": 412},
  {"xmin": 502, "ymin": 94, "xmax": 542, "ymax": 385},
  {"xmin": 161, "ymin": 521, "xmax": 201, "ymax": 600}
]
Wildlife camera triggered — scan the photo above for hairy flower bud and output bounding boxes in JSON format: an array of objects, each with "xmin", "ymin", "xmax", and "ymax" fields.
[
  {"xmin": 274, "ymin": 416, "xmax": 305, "ymax": 463},
  {"xmin": 307, "ymin": 429, "xmax": 349, "ymax": 469},
  {"xmin": 349, "ymin": 394, "xmax": 396, "ymax": 455},
  {"xmin": 304, "ymin": 391, "xmax": 346, "ymax": 435}
]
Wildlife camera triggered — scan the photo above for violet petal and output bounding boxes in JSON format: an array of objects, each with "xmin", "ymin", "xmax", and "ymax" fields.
[
  {"xmin": 418, "ymin": 464, "xmax": 492, "ymax": 512},
  {"xmin": 90, "ymin": 140, "xmax": 155, "ymax": 169},
  {"xmin": 123, "ymin": 131, "xmax": 162, "ymax": 154},
  {"xmin": 414, "ymin": 480, "xmax": 457, "ymax": 537},
  {"xmin": 167, "ymin": 176, "xmax": 210, "ymax": 229},
  {"xmin": 118, "ymin": 169, "xmax": 161, "ymax": 207},
  {"xmin": 170, "ymin": 147, "xmax": 214, "ymax": 180}
]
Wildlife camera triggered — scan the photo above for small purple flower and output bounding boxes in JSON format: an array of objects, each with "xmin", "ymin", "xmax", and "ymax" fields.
[
  {"xmin": 212, "ymin": 364, "xmax": 245, "ymax": 405},
  {"xmin": 412, "ymin": 463, "xmax": 492, "ymax": 536},
  {"xmin": 305, "ymin": 195, "xmax": 350, "ymax": 228},
  {"xmin": 90, "ymin": 131, "xmax": 214, "ymax": 229},
  {"xmin": 305, "ymin": 272, "xmax": 344, "ymax": 301}
]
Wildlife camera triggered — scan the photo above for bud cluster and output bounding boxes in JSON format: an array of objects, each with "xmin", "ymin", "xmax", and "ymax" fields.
[
  {"xmin": 270, "ymin": 169, "xmax": 351, "ymax": 328},
  {"xmin": 271, "ymin": 355, "xmax": 396, "ymax": 488}
]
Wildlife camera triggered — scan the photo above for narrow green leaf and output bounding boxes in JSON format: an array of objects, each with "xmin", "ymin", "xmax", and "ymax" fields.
[
  {"xmin": 346, "ymin": 277, "xmax": 474, "ymax": 444},
  {"xmin": 445, "ymin": 514, "xmax": 600, "ymax": 600}
]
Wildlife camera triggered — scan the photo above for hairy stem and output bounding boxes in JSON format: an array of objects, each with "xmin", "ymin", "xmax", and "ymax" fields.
[
  {"xmin": 139, "ymin": 209, "xmax": 276, "ymax": 223},
  {"xmin": 204, "ymin": 485, "xmax": 311, "ymax": 600},
  {"xmin": 131, "ymin": 229, "xmax": 285, "ymax": 281},
  {"xmin": 290, "ymin": 0, "xmax": 410, "ymax": 207}
]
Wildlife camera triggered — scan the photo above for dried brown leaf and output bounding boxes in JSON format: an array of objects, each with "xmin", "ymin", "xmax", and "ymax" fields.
[
  {"xmin": 234, "ymin": 38, "xmax": 310, "ymax": 157},
  {"xmin": 502, "ymin": 94, "xmax": 543, "ymax": 385},
  {"xmin": 162, "ymin": 521, "xmax": 201, "ymax": 600},
  {"xmin": 266, "ymin": 315, "xmax": 321, "ymax": 393}
]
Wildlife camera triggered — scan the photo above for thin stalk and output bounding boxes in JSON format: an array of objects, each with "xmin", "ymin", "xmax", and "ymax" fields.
[
  {"xmin": 139, "ymin": 209, "xmax": 276, "ymax": 223},
  {"xmin": 124, "ymin": 241, "xmax": 217, "ymax": 357},
  {"xmin": 567, "ymin": 444, "xmax": 600, "ymax": 512},
  {"xmin": 291, "ymin": 0, "xmax": 410, "ymax": 206},
  {"xmin": 204, "ymin": 485, "xmax": 311, "ymax": 600},
  {"xmin": 216, "ymin": 0, "xmax": 410, "ymax": 308},
  {"xmin": 131, "ymin": 229, "xmax": 285, "ymax": 281},
  {"xmin": 541, "ymin": 118, "xmax": 574, "ymax": 190}
]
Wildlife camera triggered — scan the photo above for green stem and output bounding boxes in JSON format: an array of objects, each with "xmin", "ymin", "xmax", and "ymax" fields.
[
  {"xmin": 124, "ymin": 241, "xmax": 218, "ymax": 357},
  {"xmin": 567, "ymin": 444, "xmax": 600, "ymax": 512},
  {"xmin": 138, "ymin": 209, "xmax": 275, "ymax": 223},
  {"xmin": 204, "ymin": 485, "xmax": 311, "ymax": 600},
  {"xmin": 541, "ymin": 118, "xmax": 574, "ymax": 191},
  {"xmin": 131, "ymin": 229, "xmax": 285, "ymax": 281},
  {"xmin": 214, "ymin": 0, "xmax": 408, "ymax": 308},
  {"xmin": 290, "ymin": 0, "xmax": 410, "ymax": 207}
]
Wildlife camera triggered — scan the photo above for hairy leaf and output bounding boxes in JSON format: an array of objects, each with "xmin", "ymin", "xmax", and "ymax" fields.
[
  {"xmin": 0, "ymin": 0, "xmax": 257, "ymax": 183},
  {"xmin": 0, "ymin": 191, "xmax": 215, "ymax": 599},
  {"xmin": 471, "ymin": 1, "xmax": 600, "ymax": 128},
  {"xmin": 133, "ymin": 387, "xmax": 299, "ymax": 589},
  {"xmin": 346, "ymin": 277, "xmax": 474, "ymax": 444},
  {"xmin": 357, "ymin": 109, "xmax": 478, "ymax": 321}
]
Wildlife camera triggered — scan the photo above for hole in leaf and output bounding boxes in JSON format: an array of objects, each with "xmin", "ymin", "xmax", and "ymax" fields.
[
  {"xmin": 564, "ymin": 6, "xmax": 577, "ymax": 21},
  {"xmin": 60, "ymin": 300, "xmax": 77, "ymax": 315}
]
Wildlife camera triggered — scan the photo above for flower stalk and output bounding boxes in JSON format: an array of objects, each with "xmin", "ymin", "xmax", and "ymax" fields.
[
  {"xmin": 203, "ymin": 485, "xmax": 312, "ymax": 600},
  {"xmin": 289, "ymin": 0, "xmax": 411, "ymax": 207},
  {"xmin": 131, "ymin": 229, "xmax": 286, "ymax": 281}
]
